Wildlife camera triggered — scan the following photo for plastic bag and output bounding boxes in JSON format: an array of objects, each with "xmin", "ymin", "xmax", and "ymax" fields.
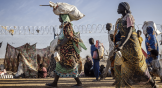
[
  {"xmin": 50, "ymin": 37, "xmax": 58, "ymax": 53},
  {"xmin": 54, "ymin": 52, "xmax": 60, "ymax": 62},
  {"xmin": 95, "ymin": 40, "xmax": 105, "ymax": 59},
  {"xmin": 50, "ymin": 1, "xmax": 85, "ymax": 21}
]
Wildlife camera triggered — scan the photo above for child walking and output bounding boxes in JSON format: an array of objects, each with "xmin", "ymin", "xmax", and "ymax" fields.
[{"xmin": 150, "ymin": 50, "xmax": 161, "ymax": 78}]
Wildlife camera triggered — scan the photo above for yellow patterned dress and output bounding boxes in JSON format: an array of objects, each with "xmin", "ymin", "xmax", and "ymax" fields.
[{"xmin": 114, "ymin": 13, "xmax": 151, "ymax": 87}]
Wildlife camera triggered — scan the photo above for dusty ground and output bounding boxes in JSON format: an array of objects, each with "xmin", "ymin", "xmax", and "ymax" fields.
[
  {"xmin": 0, "ymin": 77, "xmax": 162, "ymax": 88},
  {"xmin": 1, "ymin": 59, "xmax": 162, "ymax": 88}
]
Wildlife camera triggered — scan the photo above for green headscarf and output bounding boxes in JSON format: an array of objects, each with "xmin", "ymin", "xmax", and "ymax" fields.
[{"xmin": 60, "ymin": 14, "xmax": 71, "ymax": 23}]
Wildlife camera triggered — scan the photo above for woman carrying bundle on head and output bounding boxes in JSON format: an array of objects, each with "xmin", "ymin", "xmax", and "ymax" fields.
[{"xmin": 45, "ymin": 2, "xmax": 86, "ymax": 87}]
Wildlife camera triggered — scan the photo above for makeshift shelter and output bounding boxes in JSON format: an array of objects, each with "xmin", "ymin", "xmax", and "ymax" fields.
[
  {"xmin": 36, "ymin": 46, "xmax": 51, "ymax": 69},
  {"xmin": 4, "ymin": 43, "xmax": 38, "ymax": 77},
  {"xmin": 4, "ymin": 43, "xmax": 19, "ymax": 72}
]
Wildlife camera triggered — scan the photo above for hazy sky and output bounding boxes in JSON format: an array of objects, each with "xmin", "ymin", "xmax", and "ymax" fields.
[{"xmin": 0, "ymin": 0, "xmax": 162, "ymax": 58}]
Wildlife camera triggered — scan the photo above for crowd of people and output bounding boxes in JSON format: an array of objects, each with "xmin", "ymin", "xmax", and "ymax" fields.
[
  {"xmin": 43, "ymin": 1, "xmax": 161, "ymax": 88},
  {"xmin": 0, "ymin": 1, "xmax": 161, "ymax": 88}
]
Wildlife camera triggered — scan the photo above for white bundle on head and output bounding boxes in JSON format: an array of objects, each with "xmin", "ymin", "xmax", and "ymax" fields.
[
  {"xmin": 142, "ymin": 21, "xmax": 161, "ymax": 35},
  {"xmin": 50, "ymin": 1, "xmax": 85, "ymax": 21}
]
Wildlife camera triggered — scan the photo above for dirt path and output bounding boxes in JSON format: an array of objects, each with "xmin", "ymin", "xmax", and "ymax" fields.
[{"xmin": 0, "ymin": 77, "xmax": 162, "ymax": 88}]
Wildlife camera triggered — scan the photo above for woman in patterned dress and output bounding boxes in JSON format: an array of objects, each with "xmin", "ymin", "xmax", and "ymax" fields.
[
  {"xmin": 114, "ymin": 2, "xmax": 158, "ymax": 88},
  {"xmin": 46, "ymin": 12, "xmax": 82, "ymax": 87},
  {"xmin": 145, "ymin": 27, "xmax": 159, "ymax": 67}
]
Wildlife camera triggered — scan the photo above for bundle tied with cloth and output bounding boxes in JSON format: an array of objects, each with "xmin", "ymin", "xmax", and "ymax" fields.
[
  {"xmin": 49, "ymin": 1, "xmax": 85, "ymax": 21},
  {"xmin": 142, "ymin": 21, "xmax": 162, "ymax": 35},
  {"xmin": 49, "ymin": 1, "xmax": 86, "ymax": 62}
]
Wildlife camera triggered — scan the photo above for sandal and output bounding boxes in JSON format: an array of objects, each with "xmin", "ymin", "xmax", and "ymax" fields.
[{"xmin": 46, "ymin": 83, "xmax": 57, "ymax": 88}]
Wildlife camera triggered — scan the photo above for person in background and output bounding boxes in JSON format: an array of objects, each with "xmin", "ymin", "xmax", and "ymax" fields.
[
  {"xmin": 137, "ymin": 30, "xmax": 143, "ymax": 46},
  {"xmin": 38, "ymin": 64, "xmax": 47, "ymax": 78},
  {"xmin": 137, "ymin": 30, "xmax": 148, "ymax": 58},
  {"xmin": 150, "ymin": 50, "xmax": 160, "ymax": 79},
  {"xmin": 100, "ymin": 65, "xmax": 105, "ymax": 75},
  {"xmin": 84, "ymin": 55, "xmax": 92, "ymax": 77},
  {"xmin": 89, "ymin": 38, "xmax": 100, "ymax": 82},
  {"xmin": 100, "ymin": 23, "xmax": 114, "ymax": 80},
  {"xmin": 145, "ymin": 27, "xmax": 159, "ymax": 68}
]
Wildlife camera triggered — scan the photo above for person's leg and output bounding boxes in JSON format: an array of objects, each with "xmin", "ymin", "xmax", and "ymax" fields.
[
  {"xmin": 74, "ymin": 77, "xmax": 82, "ymax": 86},
  {"xmin": 46, "ymin": 73, "xmax": 59, "ymax": 87},
  {"xmin": 143, "ymin": 68, "xmax": 158, "ymax": 88},
  {"xmin": 93, "ymin": 60, "xmax": 99, "ymax": 81}
]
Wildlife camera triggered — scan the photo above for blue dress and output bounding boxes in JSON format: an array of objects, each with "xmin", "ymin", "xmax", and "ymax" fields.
[{"xmin": 145, "ymin": 27, "xmax": 159, "ymax": 65}]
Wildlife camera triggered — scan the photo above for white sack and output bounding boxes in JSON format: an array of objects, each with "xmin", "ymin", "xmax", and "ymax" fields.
[
  {"xmin": 142, "ymin": 21, "xmax": 161, "ymax": 35},
  {"xmin": 49, "ymin": 1, "xmax": 85, "ymax": 21}
]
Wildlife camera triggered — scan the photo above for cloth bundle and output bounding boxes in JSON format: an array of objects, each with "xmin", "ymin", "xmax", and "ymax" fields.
[
  {"xmin": 50, "ymin": 1, "xmax": 85, "ymax": 21},
  {"xmin": 142, "ymin": 21, "xmax": 161, "ymax": 35}
]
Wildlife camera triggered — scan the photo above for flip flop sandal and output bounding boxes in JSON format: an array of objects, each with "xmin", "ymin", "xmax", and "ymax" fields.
[{"xmin": 46, "ymin": 83, "xmax": 57, "ymax": 88}]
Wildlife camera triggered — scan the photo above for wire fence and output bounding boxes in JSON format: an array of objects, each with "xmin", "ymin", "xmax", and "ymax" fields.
[
  {"xmin": 1, "ymin": 24, "xmax": 162, "ymax": 35},
  {"xmin": 0, "ymin": 24, "xmax": 162, "ymax": 58}
]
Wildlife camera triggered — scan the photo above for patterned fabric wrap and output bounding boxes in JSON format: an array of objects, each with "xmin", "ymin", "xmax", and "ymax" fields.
[
  {"xmin": 114, "ymin": 14, "xmax": 151, "ymax": 87},
  {"xmin": 58, "ymin": 22, "xmax": 80, "ymax": 68},
  {"xmin": 55, "ymin": 22, "xmax": 80, "ymax": 78},
  {"xmin": 36, "ymin": 46, "xmax": 51, "ymax": 69},
  {"xmin": 145, "ymin": 27, "xmax": 159, "ymax": 64},
  {"xmin": 18, "ymin": 44, "xmax": 38, "ymax": 77},
  {"xmin": 4, "ymin": 43, "xmax": 38, "ymax": 77},
  {"xmin": 4, "ymin": 43, "xmax": 21, "ymax": 72},
  {"xmin": 47, "ymin": 54, "xmax": 56, "ymax": 77},
  {"xmin": 54, "ymin": 62, "xmax": 79, "ymax": 78}
]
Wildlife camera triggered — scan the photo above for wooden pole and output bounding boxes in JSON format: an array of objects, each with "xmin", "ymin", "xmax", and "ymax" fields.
[{"xmin": 39, "ymin": 5, "xmax": 51, "ymax": 6}]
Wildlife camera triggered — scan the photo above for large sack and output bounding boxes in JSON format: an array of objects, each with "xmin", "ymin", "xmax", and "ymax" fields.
[
  {"xmin": 95, "ymin": 40, "xmax": 105, "ymax": 59},
  {"xmin": 142, "ymin": 21, "xmax": 161, "ymax": 35},
  {"xmin": 49, "ymin": 1, "xmax": 85, "ymax": 21}
]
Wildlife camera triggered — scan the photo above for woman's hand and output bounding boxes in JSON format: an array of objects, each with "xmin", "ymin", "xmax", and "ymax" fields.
[{"xmin": 114, "ymin": 47, "xmax": 121, "ymax": 53}]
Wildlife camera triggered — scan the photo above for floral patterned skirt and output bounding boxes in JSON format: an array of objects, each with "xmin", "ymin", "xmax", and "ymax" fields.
[{"xmin": 54, "ymin": 62, "xmax": 79, "ymax": 78}]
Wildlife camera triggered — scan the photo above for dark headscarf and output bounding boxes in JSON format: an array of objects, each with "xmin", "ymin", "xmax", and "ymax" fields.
[{"xmin": 120, "ymin": 2, "xmax": 131, "ymax": 13}]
